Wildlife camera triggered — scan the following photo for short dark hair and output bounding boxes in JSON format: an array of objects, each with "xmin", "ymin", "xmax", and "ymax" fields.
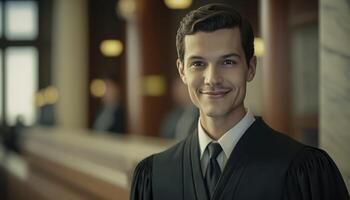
[{"xmin": 176, "ymin": 3, "xmax": 255, "ymax": 64}]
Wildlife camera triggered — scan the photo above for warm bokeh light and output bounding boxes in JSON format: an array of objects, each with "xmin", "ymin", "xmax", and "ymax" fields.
[
  {"xmin": 34, "ymin": 92, "xmax": 45, "ymax": 107},
  {"xmin": 143, "ymin": 75, "xmax": 166, "ymax": 97},
  {"xmin": 34, "ymin": 86, "xmax": 59, "ymax": 107},
  {"xmin": 100, "ymin": 39, "xmax": 123, "ymax": 57},
  {"xmin": 164, "ymin": 0, "xmax": 192, "ymax": 9},
  {"xmin": 90, "ymin": 79, "xmax": 106, "ymax": 98},
  {"xmin": 44, "ymin": 86, "xmax": 59, "ymax": 105},
  {"xmin": 254, "ymin": 37, "xmax": 264, "ymax": 57},
  {"xmin": 117, "ymin": 0, "xmax": 137, "ymax": 20}
]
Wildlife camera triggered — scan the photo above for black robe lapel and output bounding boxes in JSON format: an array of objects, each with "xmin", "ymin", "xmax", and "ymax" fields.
[
  {"xmin": 185, "ymin": 122, "xmax": 257, "ymax": 200},
  {"xmin": 183, "ymin": 133, "xmax": 199, "ymax": 200},
  {"xmin": 182, "ymin": 118, "xmax": 270, "ymax": 200},
  {"xmin": 211, "ymin": 118, "xmax": 265, "ymax": 199},
  {"xmin": 186, "ymin": 130, "xmax": 209, "ymax": 200}
]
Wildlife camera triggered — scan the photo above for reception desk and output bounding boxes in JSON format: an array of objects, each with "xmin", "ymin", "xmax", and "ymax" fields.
[{"xmin": 0, "ymin": 127, "xmax": 175, "ymax": 200}]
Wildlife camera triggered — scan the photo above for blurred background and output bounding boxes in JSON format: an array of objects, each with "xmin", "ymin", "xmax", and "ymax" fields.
[{"xmin": 0, "ymin": 0, "xmax": 349, "ymax": 199}]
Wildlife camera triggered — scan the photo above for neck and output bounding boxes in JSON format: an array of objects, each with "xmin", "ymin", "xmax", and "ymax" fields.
[{"xmin": 200, "ymin": 106, "xmax": 246, "ymax": 140}]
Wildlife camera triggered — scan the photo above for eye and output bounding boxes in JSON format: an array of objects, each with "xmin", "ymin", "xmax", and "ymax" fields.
[
  {"xmin": 222, "ymin": 59, "xmax": 236, "ymax": 65},
  {"xmin": 190, "ymin": 61, "xmax": 206, "ymax": 68}
]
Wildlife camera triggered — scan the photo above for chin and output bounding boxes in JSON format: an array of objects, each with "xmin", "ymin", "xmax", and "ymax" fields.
[{"xmin": 203, "ymin": 108, "xmax": 228, "ymax": 118}]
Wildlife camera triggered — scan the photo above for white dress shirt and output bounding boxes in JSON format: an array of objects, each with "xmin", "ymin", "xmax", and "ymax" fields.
[{"xmin": 198, "ymin": 110, "xmax": 255, "ymax": 176}]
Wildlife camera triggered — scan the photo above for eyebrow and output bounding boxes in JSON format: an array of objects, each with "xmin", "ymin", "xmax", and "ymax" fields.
[
  {"xmin": 187, "ymin": 53, "xmax": 241, "ymax": 60},
  {"xmin": 187, "ymin": 56, "xmax": 205, "ymax": 60},
  {"xmin": 221, "ymin": 53, "xmax": 241, "ymax": 59}
]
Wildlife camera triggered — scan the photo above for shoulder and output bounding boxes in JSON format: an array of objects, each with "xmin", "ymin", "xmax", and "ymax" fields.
[
  {"xmin": 254, "ymin": 118, "xmax": 303, "ymax": 148},
  {"xmin": 283, "ymin": 146, "xmax": 349, "ymax": 199},
  {"xmin": 252, "ymin": 118, "xmax": 305, "ymax": 157},
  {"xmin": 153, "ymin": 135, "xmax": 190, "ymax": 159},
  {"xmin": 260, "ymin": 119, "xmax": 304, "ymax": 148},
  {"xmin": 288, "ymin": 146, "xmax": 338, "ymax": 171},
  {"xmin": 131, "ymin": 138, "xmax": 189, "ymax": 200},
  {"xmin": 134, "ymin": 155, "xmax": 154, "ymax": 174},
  {"xmin": 131, "ymin": 155, "xmax": 154, "ymax": 187},
  {"xmin": 130, "ymin": 155, "xmax": 154, "ymax": 200},
  {"xmin": 132, "ymin": 136, "xmax": 188, "ymax": 175}
]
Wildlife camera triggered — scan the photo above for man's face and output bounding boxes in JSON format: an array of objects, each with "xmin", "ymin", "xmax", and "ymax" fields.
[{"xmin": 177, "ymin": 28, "xmax": 256, "ymax": 120}]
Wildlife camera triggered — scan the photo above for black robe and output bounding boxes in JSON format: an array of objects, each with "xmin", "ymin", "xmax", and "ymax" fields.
[{"xmin": 130, "ymin": 118, "xmax": 349, "ymax": 200}]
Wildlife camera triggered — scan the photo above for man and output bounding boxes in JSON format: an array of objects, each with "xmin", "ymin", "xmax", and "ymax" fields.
[{"xmin": 131, "ymin": 4, "xmax": 349, "ymax": 200}]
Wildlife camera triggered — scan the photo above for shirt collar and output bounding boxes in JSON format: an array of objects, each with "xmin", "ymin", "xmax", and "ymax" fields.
[{"xmin": 198, "ymin": 109, "xmax": 255, "ymax": 159}]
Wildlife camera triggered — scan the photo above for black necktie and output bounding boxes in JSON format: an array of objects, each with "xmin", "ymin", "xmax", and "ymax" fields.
[{"xmin": 205, "ymin": 142, "xmax": 223, "ymax": 197}]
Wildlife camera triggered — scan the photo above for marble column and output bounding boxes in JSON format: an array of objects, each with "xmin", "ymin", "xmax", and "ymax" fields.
[
  {"xmin": 52, "ymin": 0, "xmax": 88, "ymax": 129},
  {"xmin": 320, "ymin": 0, "xmax": 350, "ymax": 189}
]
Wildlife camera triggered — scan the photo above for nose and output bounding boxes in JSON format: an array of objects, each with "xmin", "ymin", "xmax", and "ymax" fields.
[{"xmin": 204, "ymin": 64, "xmax": 223, "ymax": 86}]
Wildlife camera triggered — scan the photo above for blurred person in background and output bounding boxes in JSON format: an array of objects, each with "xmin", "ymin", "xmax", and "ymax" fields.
[
  {"xmin": 130, "ymin": 3, "xmax": 349, "ymax": 200},
  {"xmin": 92, "ymin": 76, "xmax": 125, "ymax": 134},
  {"xmin": 160, "ymin": 78, "xmax": 198, "ymax": 140},
  {"xmin": 37, "ymin": 104, "xmax": 55, "ymax": 126}
]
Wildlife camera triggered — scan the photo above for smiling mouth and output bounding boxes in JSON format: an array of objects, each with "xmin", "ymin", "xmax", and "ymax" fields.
[{"xmin": 200, "ymin": 88, "xmax": 231, "ymax": 99}]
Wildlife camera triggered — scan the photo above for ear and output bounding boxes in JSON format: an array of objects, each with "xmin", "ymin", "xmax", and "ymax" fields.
[
  {"xmin": 247, "ymin": 56, "xmax": 257, "ymax": 82},
  {"xmin": 177, "ymin": 59, "xmax": 187, "ymax": 84}
]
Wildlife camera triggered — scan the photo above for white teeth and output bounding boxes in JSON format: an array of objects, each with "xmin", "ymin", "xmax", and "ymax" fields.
[
  {"xmin": 199, "ymin": 88, "xmax": 232, "ymax": 95},
  {"xmin": 201, "ymin": 89, "xmax": 229, "ymax": 93},
  {"xmin": 202, "ymin": 91, "xmax": 228, "ymax": 95}
]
